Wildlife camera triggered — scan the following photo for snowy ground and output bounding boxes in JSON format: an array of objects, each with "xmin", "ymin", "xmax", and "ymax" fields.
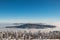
[{"xmin": 1, "ymin": 38, "xmax": 60, "ymax": 40}]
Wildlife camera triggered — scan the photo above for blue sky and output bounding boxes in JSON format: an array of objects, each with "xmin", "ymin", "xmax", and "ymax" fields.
[{"xmin": 0, "ymin": 0, "xmax": 60, "ymax": 24}]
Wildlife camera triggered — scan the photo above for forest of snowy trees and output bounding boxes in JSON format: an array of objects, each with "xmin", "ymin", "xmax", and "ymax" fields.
[{"xmin": 0, "ymin": 30, "xmax": 60, "ymax": 40}]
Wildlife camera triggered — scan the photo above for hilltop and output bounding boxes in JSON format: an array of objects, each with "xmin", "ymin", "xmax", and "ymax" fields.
[{"xmin": 6, "ymin": 23, "xmax": 56, "ymax": 29}]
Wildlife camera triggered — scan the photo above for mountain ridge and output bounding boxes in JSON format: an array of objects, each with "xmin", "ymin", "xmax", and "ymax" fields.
[{"xmin": 6, "ymin": 23, "xmax": 56, "ymax": 29}]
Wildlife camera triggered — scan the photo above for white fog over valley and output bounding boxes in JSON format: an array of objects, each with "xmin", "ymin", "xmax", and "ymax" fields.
[{"xmin": 0, "ymin": 23, "xmax": 60, "ymax": 33}]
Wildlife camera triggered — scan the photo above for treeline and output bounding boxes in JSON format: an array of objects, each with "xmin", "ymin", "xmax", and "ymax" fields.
[{"xmin": 0, "ymin": 30, "xmax": 60, "ymax": 39}]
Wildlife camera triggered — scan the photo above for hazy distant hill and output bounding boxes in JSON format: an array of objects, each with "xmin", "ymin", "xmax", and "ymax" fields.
[{"xmin": 6, "ymin": 23, "xmax": 56, "ymax": 29}]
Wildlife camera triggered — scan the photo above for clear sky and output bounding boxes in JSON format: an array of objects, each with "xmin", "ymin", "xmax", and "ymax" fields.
[{"xmin": 0, "ymin": 0, "xmax": 60, "ymax": 25}]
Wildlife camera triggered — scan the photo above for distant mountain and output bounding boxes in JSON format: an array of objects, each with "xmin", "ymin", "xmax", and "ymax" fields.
[{"xmin": 6, "ymin": 23, "xmax": 56, "ymax": 29}]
